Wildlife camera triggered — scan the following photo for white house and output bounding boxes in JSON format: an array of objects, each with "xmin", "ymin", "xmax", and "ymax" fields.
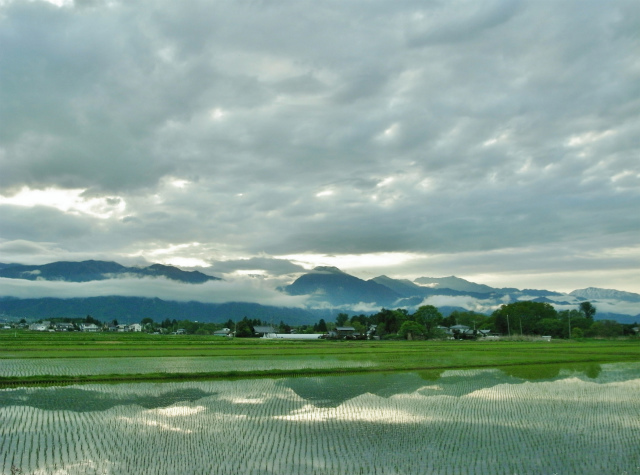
[
  {"xmin": 129, "ymin": 323, "xmax": 143, "ymax": 332},
  {"xmin": 81, "ymin": 323, "xmax": 100, "ymax": 332}
]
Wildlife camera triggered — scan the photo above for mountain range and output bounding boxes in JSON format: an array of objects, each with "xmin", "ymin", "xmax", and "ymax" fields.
[
  {"xmin": 0, "ymin": 260, "xmax": 219, "ymax": 284},
  {"xmin": 1, "ymin": 260, "xmax": 639, "ymax": 324}
]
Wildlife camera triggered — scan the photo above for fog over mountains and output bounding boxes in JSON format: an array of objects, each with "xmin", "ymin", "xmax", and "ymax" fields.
[{"xmin": 1, "ymin": 261, "xmax": 639, "ymax": 324}]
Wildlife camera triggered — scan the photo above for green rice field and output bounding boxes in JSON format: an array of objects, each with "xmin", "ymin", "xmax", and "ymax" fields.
[
  {"xmin": 1, "ymin": 333, "xmax": 639, "ymax": 473},
  {"xmin": 1, "ymin": 362, "xmax": 639, "ymax": 474}
]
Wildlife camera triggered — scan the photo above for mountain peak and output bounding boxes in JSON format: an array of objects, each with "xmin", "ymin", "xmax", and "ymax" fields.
[{"xmin": 311, "ymin": 266, "xmax": 345, "ymax": 274}]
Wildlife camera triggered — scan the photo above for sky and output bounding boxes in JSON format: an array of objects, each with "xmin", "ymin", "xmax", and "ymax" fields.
[{"xmin": 1, "ymin": 0, "xmax": 639, "ymax": 305}]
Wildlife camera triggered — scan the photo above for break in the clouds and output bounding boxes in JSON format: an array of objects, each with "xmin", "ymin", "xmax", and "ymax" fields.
[{"xmin": 1, "ymin": 0, "xmax": 639, "ymax": 296}]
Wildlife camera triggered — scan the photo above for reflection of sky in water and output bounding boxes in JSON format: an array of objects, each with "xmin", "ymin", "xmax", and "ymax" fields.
[{"xmin": 1, "ymin": 362, "xmax": 639, "ymax": 474}]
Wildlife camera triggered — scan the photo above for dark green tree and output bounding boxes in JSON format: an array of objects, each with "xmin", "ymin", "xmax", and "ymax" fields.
[
  {"xmin": 579, "ymin": 301, "xmax": 596, "ymax": 320},
  {"xmin": 413, "ymin": 305, "xmax": 443, "ymax": 336},
  {"xmin": 336, "ymin": 313, "xmax": 349, "ymax": 327},
  {"xmin": 315, "ymin": 318, "xmax": 328, "ymax": 332},
  {"xmin": 492, "ymin": 301, "xmax": 558, "ymax": 335},
  {"xmin": 235, "ymin": 317, "xmax": 254, "ymax": 337},
  {"xmin": 585, "ymin": 320, "xmax": 622, "ymax": 338},
  {"xmin": 399, "ymin": 321, "xmax": 426, "ymax": 340},
  {"xmin": 374, "ymin": 308, "xmax": 407, "ymax": 335}
]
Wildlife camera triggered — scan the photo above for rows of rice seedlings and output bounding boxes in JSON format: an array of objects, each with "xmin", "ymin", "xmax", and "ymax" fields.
[
  {"xmin": 0, "ymin": 356, "xmax": 377, "ymax": 378},
  {"xmin": 1, "ymin": 363, "xmax": 639, "ymax": 474}
]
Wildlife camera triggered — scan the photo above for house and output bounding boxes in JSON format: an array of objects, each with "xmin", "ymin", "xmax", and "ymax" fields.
[
  {"xmin": 336, "ymin": 326, "xmax": 356, "ymax": 338},
  {"xmin": 253, "ymin": 325, "xmax": 276, "ymax": 337},
  {"xmin": 117, "ymin": 324, "xmax": 129, "ymax": 332},
  {"xmin": 213, "ymin": 328, "xmax": 232, "ymax": 337},
  {"xmin": 446, "ymin": 325, "xmax": 480, "ymax": 340},
  {"xmin": 175, "ymin": 328, "xmax": 186, "ymax": 334},
  {"xmin": 55, "ymin": 323, "xmax": 75, "ymax": 331},
  {"xmin": 129, "ymin": 323, "xmax": 142, "ymax": 332},
  {"xmin": 29, "ymin": 323, "xmax": 49, "ymax": 331},
  {"xmin": 262, "ymin": 333, "xmax": 323, "ymax": 340},
  {"xmin": 81, "ymin": 323, "xmax": 100, "ymax": 332}
]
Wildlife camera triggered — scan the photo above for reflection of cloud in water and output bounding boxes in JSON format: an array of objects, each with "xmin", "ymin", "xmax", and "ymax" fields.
[
  {"xmin": 148, "ymin": 405, "xmax": 206, "ymax": 417},
  {"xmin": 118, "ymin": 415, "xmax": 193, "ymax": 433},
  {"xmin": 274, "ymin": 397, "xmax": 434, "ymax": 424}
]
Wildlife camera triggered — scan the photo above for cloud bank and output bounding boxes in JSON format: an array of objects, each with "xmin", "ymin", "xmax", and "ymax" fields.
[{"xmin": 0, "ymin": 0, "xmax": 639, "ymax": 293}]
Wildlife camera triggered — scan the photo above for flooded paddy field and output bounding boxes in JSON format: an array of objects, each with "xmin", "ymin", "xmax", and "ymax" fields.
[
  {"xmin": 1, "ymin": 362, "xmax": 639, "ymax": 474},
  {"xmin": 0, "ymin": 355, "xmax": 376, "ymax": 378}
]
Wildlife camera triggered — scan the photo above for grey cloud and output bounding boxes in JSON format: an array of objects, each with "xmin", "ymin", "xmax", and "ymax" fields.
[
  {"xmin": 405, "ymin": 0, "xmax": 523, "ymax": 47},
  {"xmin": 0, "ymin": 0, "xmax": 638, "ymax": 293},
  {"xmin": 0, "ymin": 240, "xmax": 54, "ymax": 258},
  {"xmin": 210, "ymin": 257, "xmax": 306, "ymax": 276}
]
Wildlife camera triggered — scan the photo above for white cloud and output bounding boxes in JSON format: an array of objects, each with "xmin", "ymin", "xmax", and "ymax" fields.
[{"xmin": 0, "ymin": 276, "xmax": 309, "ymax": 307}]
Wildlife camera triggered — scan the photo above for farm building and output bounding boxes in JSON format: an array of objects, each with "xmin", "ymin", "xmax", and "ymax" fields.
[{"xmin": 253, "ymin": 326, "xmax": 276, "ymax": 337}]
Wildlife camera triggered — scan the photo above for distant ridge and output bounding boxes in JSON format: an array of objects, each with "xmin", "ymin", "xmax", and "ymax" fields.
[
  {"xmin": 570, "ymin": 287, "xmax": 640, "ymax": 303},
  {"xmin": 0, "ymin": 296, "xmax": 316, "ymax": 325},
  {"xmin": 0, "ymin": 260, "xmax": 220, "ymax": 284}
]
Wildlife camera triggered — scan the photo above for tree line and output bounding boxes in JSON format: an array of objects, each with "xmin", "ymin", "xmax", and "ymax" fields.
[
  {"xmin": 331, "ymin": 301, "xmax": 638, "ymax": 339},
  {"xmin": 29, "ymin": 301, "xmax": 638, "ymax": 339}
]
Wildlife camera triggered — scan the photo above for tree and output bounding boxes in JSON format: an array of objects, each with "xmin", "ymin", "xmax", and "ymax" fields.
[
  {"xmin": 536, "ymin": 318, "xmax": 564, "ymax": 338},
  {"xmin": 336, "ymin": 313, "xmax": 349, "ymax": 327},
  {"xmin": 141, "ymin": 317, "xmax": 154, "ymax": 326},
  {"xmin": 413, "ymin": 305, "xmax": 443, "ymax": 337},
  {"xmin": 441, "ymin": 314, "xmax": 456, "ymax": 327},
  {"xmin": 235, "ymin": 317, "xmax": 254, "ymax": 337},
  {"xmin": 586, "ymin": 320, "xmax": 622, "ymax": 338},
  {"xmin": 84, "ymin": 315, "xmax": 101, "ymax": 326},
  {"xmin": 373, "ymin": 308, "xmax": 408, "ymax": 335},
  {"xmin": 579, "ymin": 302, "xmax": 596, "ymax": 320},
  {"xmin": 492, "ymin": 302, "xmax": 558, "ymax": 335},
  {"xmin": 315, "ymin": 318, "xmax": 328, "ymax": 332},
  {"xmin": 399, "ymin": 321, "xmax": 426, "ymax": 340},
  {"xmin": 558, "ymin": 310, "xmax": 591, "ymax": 339},
  {"xmin": 350, "ymin": 320, "xmax": 366, "ymax": 335}
]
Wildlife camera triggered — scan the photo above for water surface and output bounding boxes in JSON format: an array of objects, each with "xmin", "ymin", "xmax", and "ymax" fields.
[{"xmin": 1, "ymin": 362, "xmax": 639, "ymax": 474}]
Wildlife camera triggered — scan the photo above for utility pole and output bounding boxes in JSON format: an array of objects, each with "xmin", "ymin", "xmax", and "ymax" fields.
[{"xmin": 507, "ymin": 314, "xmax": 511, "ymax": 337}]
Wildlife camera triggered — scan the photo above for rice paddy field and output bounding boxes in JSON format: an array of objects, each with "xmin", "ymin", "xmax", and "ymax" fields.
[
  {"xmin": 1, "ymin": 362, "xmax": 639, "ymax": 474},
  {"xmin": 1, "ymin": 333, "xmax": 639, "ymax": 474}
]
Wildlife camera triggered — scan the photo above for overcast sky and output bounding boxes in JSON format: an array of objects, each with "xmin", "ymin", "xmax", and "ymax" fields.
[{"xmin": 1, "ymin": 0, "xmax": 639, "ymax": 301}]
